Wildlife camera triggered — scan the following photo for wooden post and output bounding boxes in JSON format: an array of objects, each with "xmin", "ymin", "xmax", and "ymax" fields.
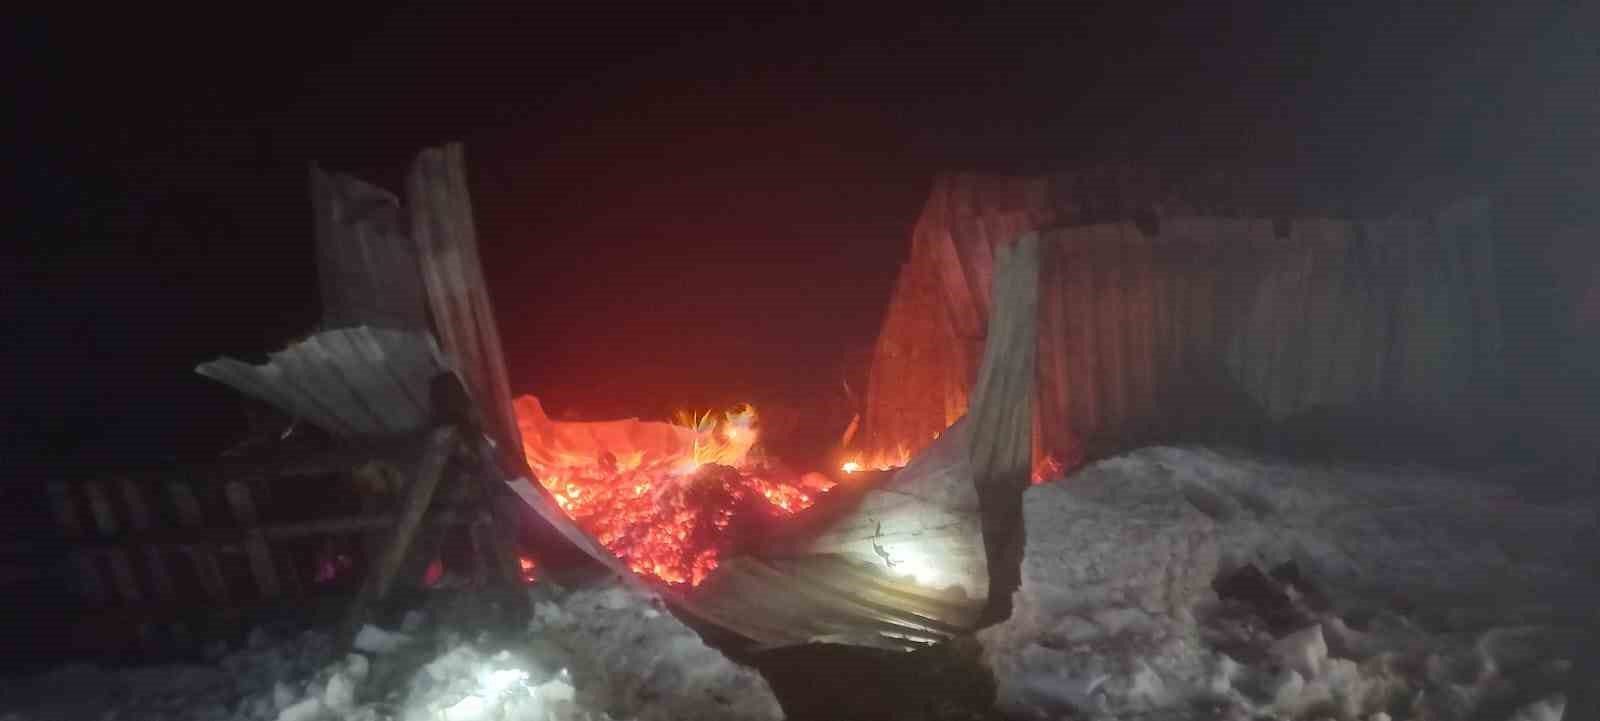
[
  {"xmin": 969, "ymin": 232, "xmax": 1040, "ymax": 625},
  {"xmin": 82, "ymin": 480, "xmax": 140, "ymax": 603},
  {"xmin": 224, "ymin": 480, "xmax": 280, "ymax": 598},
  {"xmin": 345, "ymin": 424, "xmax": 459, "ymax": 632},
  {"xmin": 165, "ymin": 480, "xmax": 230, "ymax": 605},
  {"xmin": 118, "ymin": 477, "xmax": 176, "ymax": 603}
]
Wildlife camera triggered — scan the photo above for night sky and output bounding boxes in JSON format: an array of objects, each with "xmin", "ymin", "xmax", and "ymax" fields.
[{"xmin": 8, "ymin": 1, "xmax": 1595, "ymax": 472}]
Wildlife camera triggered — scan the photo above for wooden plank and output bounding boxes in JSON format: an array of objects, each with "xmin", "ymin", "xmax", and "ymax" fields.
[
  {"xmin": 225, "ymin": 481, "xmax": 280, "ymax": 599},
  {"xmin": 345, "ymin": 425, "xmax": 460, "ymax": 631},
  {"xmin": 82, "ymin": 481, "xmax": 141, "ymax": 603},
  {"xmin": 467, "ymin": 516, "xmax": 495, "ymax": 585},
  {"xmin": 82, "ymin": 481, "xmax": 120, "ymax": 536},
  {"xmin": 473, "ymin": 507, "xmax": 523, "ymax": 590},
  {"xmin": 967, "ymin": 232, "xmax": 1039, "ymax": 622},
  {"xmin": 165, "ymin": 481, "xmax": 229, "ymax": 606},
  {"xmin": 119, "ymin": 477, "xmax": 176, "ymax": 603}
]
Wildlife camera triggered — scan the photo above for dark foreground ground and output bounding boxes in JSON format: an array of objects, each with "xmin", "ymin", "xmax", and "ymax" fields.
[{"xmin": 747, "ymin": 638, "xmax": 1005, "ymax": 721}]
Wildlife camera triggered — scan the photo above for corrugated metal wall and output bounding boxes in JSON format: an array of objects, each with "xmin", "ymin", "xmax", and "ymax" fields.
[{"xmin": 862, "ymin": 172, "xmax": 1505, "ymax": 467}]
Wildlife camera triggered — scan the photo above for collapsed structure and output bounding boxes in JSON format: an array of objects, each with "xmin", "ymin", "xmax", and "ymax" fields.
[
  {"xmin": 26, "ymin": 145, "xmax": 1600, "ymax": 718},
  {"xmin": 195, "ymin": 144, "xmax": 994, "ymax": 650}
]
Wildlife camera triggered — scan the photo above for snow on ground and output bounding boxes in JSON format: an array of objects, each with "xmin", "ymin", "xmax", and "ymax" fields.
[
  {"xmin": 0, "ymin": 576, "xmax": 782, "ymax": 721},
  {"xmin": 982, "ymin": 446, "xmax": 1597, "ymax": 721}
]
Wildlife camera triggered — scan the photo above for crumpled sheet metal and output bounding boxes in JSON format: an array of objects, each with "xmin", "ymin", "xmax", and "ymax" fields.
[{"xmin": 196, "ymin": 326, "xmax": 445, "ymax": 438}]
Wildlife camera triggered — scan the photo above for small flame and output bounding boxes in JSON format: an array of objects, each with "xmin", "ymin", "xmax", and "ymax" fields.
[{"xmin": 840, "ymin": 444, "xmax": 913, "ymax": 474}]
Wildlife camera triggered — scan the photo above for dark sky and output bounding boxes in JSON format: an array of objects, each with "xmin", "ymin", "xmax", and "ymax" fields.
[{"xmin": 7, "ymin": 1, "xmax": 1596, "ymax": 469}]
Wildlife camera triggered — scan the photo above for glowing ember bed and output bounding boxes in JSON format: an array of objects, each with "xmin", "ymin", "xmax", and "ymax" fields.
[{"xmin": 514, "ymin": 396, "xmax": 830, "ymax": 587}]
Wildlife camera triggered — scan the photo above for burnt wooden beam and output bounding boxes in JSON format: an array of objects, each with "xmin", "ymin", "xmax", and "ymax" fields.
[
  {"xmin": 967, "ymin": 231, "xmax": 1040, "ymax": 625},
  {"xmin": 344, "ymin": 423, "xmax": 460, "ymax": 632},
  {"xmin": 224, "ymin": 480, "xmax": 280, "ymax": 599}
]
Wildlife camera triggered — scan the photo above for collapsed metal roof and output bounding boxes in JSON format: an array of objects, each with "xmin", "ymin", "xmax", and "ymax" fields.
[{"xmin": 195, "ymin": 143, "xmax": 1005, "ymax": 650}]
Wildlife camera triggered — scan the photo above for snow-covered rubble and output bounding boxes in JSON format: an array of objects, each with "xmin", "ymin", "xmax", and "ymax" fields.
[
  {"xmin": 0, "ymin": 576, "xmax": 782, "ymax": 721},
  {"xmin": 981, "ymin": 446, "xmax": 1597, "ymax": 721},
  {"xmin": 523, "ymin": 581, "xmax": 783, "ymax": 721}
]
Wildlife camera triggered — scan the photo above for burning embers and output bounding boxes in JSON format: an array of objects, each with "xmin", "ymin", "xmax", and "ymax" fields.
[{"xmin": 514, "ymin": 396, "xmax": 821, "ymax": 586}]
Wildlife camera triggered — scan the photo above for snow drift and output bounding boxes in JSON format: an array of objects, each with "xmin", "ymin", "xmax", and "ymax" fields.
[{"xmin": 981, "ymin": 446, "xmax": 1597, "ymax": 720}]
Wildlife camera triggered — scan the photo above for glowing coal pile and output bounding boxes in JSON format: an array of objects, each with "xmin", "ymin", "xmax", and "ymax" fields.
[{"xmin": 514, "ymin": 396, "xmax": 822, "ymax": 586}]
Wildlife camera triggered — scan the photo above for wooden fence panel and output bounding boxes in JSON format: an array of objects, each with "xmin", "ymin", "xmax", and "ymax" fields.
[
  {"xmin": 119, "ymin": 477, "xmax": 176, "ymax": 603},
  {"xmin": 82, "ymin": 481, "xmax": 141, "ymax": 603}
]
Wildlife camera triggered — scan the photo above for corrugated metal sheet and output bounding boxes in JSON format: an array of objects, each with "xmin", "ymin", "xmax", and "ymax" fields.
[
  {"xmin": 196, "ymin": 326, "xmax": 445, "ymax": 438},
  {"xmin": 311, "ymin": 168, "xmax": 429, "ymax": 332},
  {"xmin": 689, "ymin": 416, "xmax": 989, "ymax": 650},
  {"xmin": 682, "ymin": 554, "xmax": 981, "ymax": 650},
  {"xmin": 864, "ymin": 171, "xmax": 1505, "ymax": 466}
]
